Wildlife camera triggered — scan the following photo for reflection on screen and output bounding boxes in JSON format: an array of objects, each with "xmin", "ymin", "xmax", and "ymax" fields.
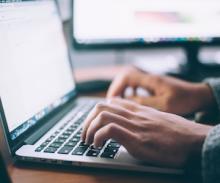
[
  {"xmin": 74, "ymin": 0, "xmax": 220, "ymax": 44},
  {"xmin": 0, "ymin": 1, "xmax": 75, "ymax": 139}
]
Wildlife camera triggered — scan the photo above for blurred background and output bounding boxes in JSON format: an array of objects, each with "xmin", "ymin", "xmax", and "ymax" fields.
[{"xmin": 57, "ymin": 0, "xmax": 220, "ymax": 78}]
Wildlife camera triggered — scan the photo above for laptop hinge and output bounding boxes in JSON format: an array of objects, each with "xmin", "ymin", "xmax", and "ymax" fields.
[{"xmin": 24, "ymin": 100, "xmax": 77, "ymax": 145}]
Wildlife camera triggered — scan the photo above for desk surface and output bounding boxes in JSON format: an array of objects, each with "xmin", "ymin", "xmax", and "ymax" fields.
[{"xmin": 6, "ymin": 66, "xmax": 190, "ymax": 183}]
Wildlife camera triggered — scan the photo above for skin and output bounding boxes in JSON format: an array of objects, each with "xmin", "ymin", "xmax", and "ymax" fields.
[
  {"xmin": 82, "ymin": 98, "xmax": 212, "ymax": 168},
  {"xmin": 81, "ymin": 67, "xmax": 216, "ymax": 168},
  {"xmin": 107, "ymin": 67, "xmax": 216, "ymax": 115}
]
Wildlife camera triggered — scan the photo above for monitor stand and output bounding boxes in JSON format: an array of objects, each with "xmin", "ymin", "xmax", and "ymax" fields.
[{"xmin": 184, "ymin": 45, "xmax": 200, "ymax": 81}]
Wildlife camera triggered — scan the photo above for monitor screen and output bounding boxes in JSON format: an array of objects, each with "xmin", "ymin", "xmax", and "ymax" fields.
[
  {"xmin": 73, "ymin": 0, "xmax": 220, "ymax": 46},
  {"xmin": 0, "ymin": 0, "xmax": 75, "ymax": 140}
]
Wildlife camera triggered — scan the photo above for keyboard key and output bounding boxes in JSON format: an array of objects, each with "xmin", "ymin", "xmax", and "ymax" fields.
[
  {"xmin": 40, "ymin": 141, "xmax": 49, "ymax": 147},
  {"xmin": 58, "ymin": 146, "xmax": 73, "ymax": 154},
  {"xmin": 74, "ymin": 133, "xmax": 81, "ymax": 138},
  {"xmin": 63, "ymin": 131, "xmax": 72, "ymax": 136},
  {"xmin": 70, "ymin": 124, "xmax": 78, "ymax": 128},
  {"xmin": 35, "ymin": 146, "xmax": 44, "ymax": 152},
  {"xmin": 75, "ymin": 119, "xmax": 84, "ymax": 125},
  {"xmin": 78, "ymin": 141, "xmax": 89, "ymax": 148},
  {"xmin": 110, "ymin": 139, "xmax": 117, "ymax": 143},
  {"xmin": 59, "ymin": 134, "xmax": 70, "ymax": 139},
  {"xmin": 86, "ymin": 149, "xmax": 100, "ymax": 157},
  {"xmin": 107, "ymin": 143, "xmax": 120, "ymax": 149},
  {"xmin": 45, "ymin": 136, "xmax": 55, "ymax": 143},
  {"xmin": 70, "ymin": 137, "xmax": 80, "ymax": 142},
  {"xmin": 100, "ymin": 152, "xmax": 116, "ymax": 159},
  {"xmin": 72, "ymin": 146, "xmax": 88, "ymax": 156},
  {"xmin": 68, "ymin": 127, "xmax": 77, "ymax": 131},
  {"xmin": 54, "ymin": 130, "xmax": 61, "ymax": 135},
  {"xmin": 50, "ymin": 133, "xmax": 56, "ymax": 137},
  {"xmin": 90, "ymin": 145, "xmax": 102, "ymax": 150},
  {"xmin": 49, "ymin": 142, "xmax": 62, "ymax": 148},
  {"xmin": 66, "ymin": 129, "xmax": 75, "ymax": 134},
  {"xmin": 54, "ymin": 138, "xmax": 66, "ymax": 144},
  {"xmin": 44, "ymin": 147, "xmax": 57, "ymax": 153},
  {"xmin": 65, "ymin": 141, "xmax": 78, "ymax": 147},
  {"xmin": 104, "ymin": 147, "xmax": 119, "ymax": 154}
]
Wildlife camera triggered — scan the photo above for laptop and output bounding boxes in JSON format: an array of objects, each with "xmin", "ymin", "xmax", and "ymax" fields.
[{"xmin": 0, "ymin": 0, "xmax": 183, "ymax": 174}]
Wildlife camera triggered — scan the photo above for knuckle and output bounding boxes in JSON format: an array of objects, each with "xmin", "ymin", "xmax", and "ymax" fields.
[
  {"xmin": 97, "ymin": 111, "xmax": 109, "ymax": 121},
  {"xmin": 106, "ymin": 123, "xmax": 117, "ymax": 135},
  {"xmin": 95, "ymin": 102, "xmax": 106, "ymax": 111},
  {"xmin": 150, "ymin": 74, "xmax": 162, "ymax": 83},
  {"xmin": 94, "ymin": 130, "xmax": 101, "ymax": 141},
  {"xmin": 138, "ymin": 134, "xmax": 150, "ymax": 147}
]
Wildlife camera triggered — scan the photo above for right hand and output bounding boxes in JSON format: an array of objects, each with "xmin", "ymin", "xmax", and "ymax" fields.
[
  {"xmin": 81, "ymin": 98, "xmax": 212, "ymax": 168},
  {"xmin": 107, "ymin": 67, "xmax": 215, "ymax": 115}
]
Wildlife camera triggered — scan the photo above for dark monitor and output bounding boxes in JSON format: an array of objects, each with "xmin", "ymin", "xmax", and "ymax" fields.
[
  {"xmin": 0, "ymin": 151, "xmax": 12, "ymax": 183},
  {"xmin": 73, "ymin": 0, "xmax": 220, "ymax": 49}
]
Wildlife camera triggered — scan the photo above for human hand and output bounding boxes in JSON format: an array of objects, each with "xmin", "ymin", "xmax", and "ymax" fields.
[
  {"xmin": 81, "ymin": 98, "xmax": 212, "ymax": 168},
  {"xmin": 107, "ymin": 67, "xmax": 215, "ymax": 115}
]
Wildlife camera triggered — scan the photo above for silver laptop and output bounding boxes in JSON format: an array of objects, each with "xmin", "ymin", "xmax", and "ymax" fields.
[{"xmin": 0, "ymin": 0, "xmax": 183, "ymax": 174}]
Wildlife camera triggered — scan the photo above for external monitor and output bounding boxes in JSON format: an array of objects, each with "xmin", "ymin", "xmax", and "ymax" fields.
[{"xmin": 73, "ymin": 0, "xmax": 220, "ymax": 48}]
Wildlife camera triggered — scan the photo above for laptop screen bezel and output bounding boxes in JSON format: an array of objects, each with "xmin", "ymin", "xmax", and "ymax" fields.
[{"xmin": 0, "ymin": 0, "xmax": 78, "ymax": 154}]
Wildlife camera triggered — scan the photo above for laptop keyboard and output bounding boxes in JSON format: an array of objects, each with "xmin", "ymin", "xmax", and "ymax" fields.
[{"xmin": 35, "ymin": 100, "xmax": 121, "ymax": 159}]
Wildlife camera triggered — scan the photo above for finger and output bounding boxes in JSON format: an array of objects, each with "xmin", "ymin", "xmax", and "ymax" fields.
[
  {"xmin": 107, "ymin": 97, "xmax": 140, "ymax": 112},
  {"xmin": 85, "ymin": 111, "xmax": 138, "ymax": 144},
  {"xmin": 107, "ymin": 73, "xmax": 130, "ymax": 98},
  {"xmin": 81, "ymin": 102, "xmax": 136, "ymax": 141},
  {"xmin": 107, "ymin": 67, "xmax": 142, "ymax": 98},
  {"xmin": 127, "ymin": 96, "xmax": 162, "ymax": 111},
  {"xmin": 108, "ymin": 71, "xmax": 161, "ymax": 98},
  {"xmin": 93, "ymin": 123, "xmax": 136, "ymax": 150}
]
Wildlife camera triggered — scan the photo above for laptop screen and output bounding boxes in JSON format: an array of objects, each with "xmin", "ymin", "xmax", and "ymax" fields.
[{"xmin": 0, "ymin": 1, "xmax": 75, "ymax": 140}]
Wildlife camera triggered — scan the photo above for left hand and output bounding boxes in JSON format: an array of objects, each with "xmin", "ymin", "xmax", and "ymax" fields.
[
  {"xmin": 107, "ymin": 67, "xmax": 215, "ymax": 115},
  {"xmin": 81, "ymin": 98, "xmax": 212, "ymax": 168}
]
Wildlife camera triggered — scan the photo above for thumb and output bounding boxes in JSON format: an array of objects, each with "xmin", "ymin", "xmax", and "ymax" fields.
[{"xmin": 138, "ymin": 74, "xmax": 162, "ymax": 94}]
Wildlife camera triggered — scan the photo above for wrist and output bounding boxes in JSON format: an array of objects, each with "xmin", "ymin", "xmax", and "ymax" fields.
[
  {"xmin": 193, "ymin": 83, "xmax": 216, "ymax": 111},
  {"xmin": 190, "ymin": 124, "xmax": 212, "ymax": 157}
]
